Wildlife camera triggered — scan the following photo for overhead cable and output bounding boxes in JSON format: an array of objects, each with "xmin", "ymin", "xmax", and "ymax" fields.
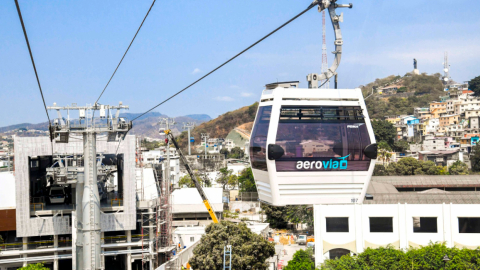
[
  {"xmin": 95, "ymin": 0, "xmax": 157, "ymax": 104},
  {"xmin": 14, "ymin": 0, "xmax": 51, "ymax": 123},
  {"xmin": 132, "ymin": 2, "xmax": 318, "ymax": 121}
]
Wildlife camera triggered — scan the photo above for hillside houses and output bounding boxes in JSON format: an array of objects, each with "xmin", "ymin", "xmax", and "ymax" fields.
[{"xmin": 383, "ymin": 88, "xmax": 479, "ymax": 167}]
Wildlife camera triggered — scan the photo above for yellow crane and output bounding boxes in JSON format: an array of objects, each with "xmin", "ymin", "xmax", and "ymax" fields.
[{"xmin": 164, "ymin": 129, "xmax": 219, "ymax": 223}]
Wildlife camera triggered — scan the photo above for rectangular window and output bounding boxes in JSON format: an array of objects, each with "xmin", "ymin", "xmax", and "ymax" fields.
[
  {"xmin": 458, "ymin": 218, "xmax": 480, "ymax": 233},
  {"xmin": 190, "ymin": 236, "xmax": 195, "ymax": 242},
  {"xmin": 413, "ymin": 217, "xmax": 438, "ymax": 233},
  {"xmin": 249, "ymin": 106, "xmax": 272, "ymax": 171},
  {"xmin": 369, "ymin": 217, "xmax": 393, "ymax": 233},
  {"xmin": 326, "ymin": 217, "xmax": 349, "ymax": 232},
  {"xmin": 275, "ymin": 106, "xmax": 371, "ymax": 172}
]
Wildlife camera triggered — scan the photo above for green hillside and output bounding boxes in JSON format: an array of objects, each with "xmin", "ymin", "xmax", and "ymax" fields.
[{"xmin": 362, "ymin": 73, "xmax": 445, "ymax": 119}]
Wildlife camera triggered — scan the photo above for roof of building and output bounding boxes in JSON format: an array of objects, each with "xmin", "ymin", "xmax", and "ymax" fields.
[
  {"xmin": 418, "ymin": 150, "xmax": 459, "ymax": 155},
  {"xmin": 371, "ymin": 175, "xmax": 480, "ymax": 188},
  {"xmin": 363, "ymin": 192, "xmax": 480, "ymax": 204},
  {"xmin": 0, "ymin": 172, "xmax": 15, "ymax": 210},
  {"xmin": 172, "ymin": 188, "xmax": 223, "ymax": 214}
]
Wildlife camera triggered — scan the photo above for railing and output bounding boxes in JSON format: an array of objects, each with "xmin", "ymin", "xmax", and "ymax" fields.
[
  {"xmin": 156, "ymin": 239, "xmax": 200, "ymax": 270},
  {"xmin": 30, "ymin": 203, "xmax": 44, "ymax": 211}
]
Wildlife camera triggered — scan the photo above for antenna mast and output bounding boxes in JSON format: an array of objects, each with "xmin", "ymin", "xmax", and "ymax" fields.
[
  {"xmin": 443, "ymin": 51, "xmax": 450, "ymax": 90},
  {"xmin": 321, "ymin": 10, "xmax": 329, "ymax": 89}
]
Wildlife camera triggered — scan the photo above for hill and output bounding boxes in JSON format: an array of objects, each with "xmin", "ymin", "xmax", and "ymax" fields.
[
  {"xmin": 176, "ymin": 103, "xmax": 258, "ymax": 149},
  {"xmin": 362, "ymin": 73, "xmax": 444, "ymax": 119}
]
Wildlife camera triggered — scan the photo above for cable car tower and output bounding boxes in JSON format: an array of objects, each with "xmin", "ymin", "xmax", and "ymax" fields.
[{"xmin": 47, "ymin": 102, "xmax": 131, "ymax": 270}]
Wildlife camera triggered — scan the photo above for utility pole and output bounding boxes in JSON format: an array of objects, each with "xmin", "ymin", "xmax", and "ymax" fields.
[
  {"xmin": 183, "ymin": 122, "xmax": 195, "ymax": 155},
  {"xmin": 48, "ymin": 102, "xmax": 131, "ymax": 270},
  {"xmin": 160, "ymin": 118, "xmax": 176, "ymax": 187},
  {"xmin": 201, "ymin": 133, "xmax": 209, "ymax": 170}
]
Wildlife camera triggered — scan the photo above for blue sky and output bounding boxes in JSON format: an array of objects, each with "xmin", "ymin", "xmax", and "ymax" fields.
[{"xmin": 1, "ymin": 0, "xmax": 479, "ymax": 126}]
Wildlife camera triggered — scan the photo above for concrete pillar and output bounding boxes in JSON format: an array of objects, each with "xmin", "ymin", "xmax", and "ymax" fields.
[
  {"xmin": 126, "ymin": 230, "xmax": 132, "ymax": 270},
  {"xmin": 54, "ymin": 235, "xmax": 59, "ymax": 270},
  {"xmin": 22, "ymin": 237, "xmax": 28, "ymax": 267},
  {"xmin": 149, "ymin": 207, "xmax": 155, "ymax": 270}
]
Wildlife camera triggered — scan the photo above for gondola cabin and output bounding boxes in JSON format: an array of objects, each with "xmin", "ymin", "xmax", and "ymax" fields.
[{"xmin": 249, "ymin": 81, "xmax": 377, "ymax": 206}]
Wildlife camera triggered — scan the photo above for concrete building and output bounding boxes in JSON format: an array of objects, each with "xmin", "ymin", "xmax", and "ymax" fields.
[
  {"xmin": 439, "ymin": 114, "xmax": 460, "ymax": 127},
  {"xmin": 171, "ymin": 188, "xmax": 223, "ymax": 221},
  {"xmin": 314, "ymin": 176, "xmax": 480, "ymax": 266}
]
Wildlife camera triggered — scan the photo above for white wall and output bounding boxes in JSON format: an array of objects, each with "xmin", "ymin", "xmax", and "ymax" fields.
[{"xmin": 314, "ymin": 203, "xmax": 480, "ymax": 266}]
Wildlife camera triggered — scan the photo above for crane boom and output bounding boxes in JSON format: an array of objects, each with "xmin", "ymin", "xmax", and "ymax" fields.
[{"xmin": 164, "ymin": 129, "xmax": 219, "ymax": 223}]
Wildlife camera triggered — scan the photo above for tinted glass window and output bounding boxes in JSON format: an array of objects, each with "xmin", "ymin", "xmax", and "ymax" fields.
[
  {"xmin": 275, "ymin": 106, "xmax": 371, "ymax": 171},
  {"xmin": 458, "ymin": 218, "xmax": 480, "ymax": 233},
  {"xmin": 369, "ymin": 217, "xmax": 393, "ymax": 233},
  {"xmin": 413, "ymin": 217, "xmax": 437, "ymax": 233},
  {"xmin": 326, "ymin": 217, "xmax": 349, "ymax": 232},
  {"xmin": 50, "ymin": 189, "xmax": 64, "ymax": 195},
  {"xmin": 249, "ymin": 106, "xmax": 272, "ymax": 171}
]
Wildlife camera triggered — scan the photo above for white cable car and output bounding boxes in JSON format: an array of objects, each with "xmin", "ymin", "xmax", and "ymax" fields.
[{"xmin": 249, "ymin": 81, "xmax": 377, "ymax": 206}]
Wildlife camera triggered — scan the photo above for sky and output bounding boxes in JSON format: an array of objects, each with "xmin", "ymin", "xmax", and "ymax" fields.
[{"xmin": 1, "ymin": 0, "xmax": 479, "ymax": 126}]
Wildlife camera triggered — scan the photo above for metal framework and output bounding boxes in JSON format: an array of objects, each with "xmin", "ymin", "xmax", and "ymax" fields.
[
  {"xmin": 47, "ymin": 102, "xmax": 131, "ymax": 270},
  {"xmin": 183, "ymin": 122, "xmax": 195, "ymax": 155}
]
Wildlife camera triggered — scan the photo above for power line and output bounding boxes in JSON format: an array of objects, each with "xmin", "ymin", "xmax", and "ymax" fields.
[
  {"xmin": 95, "ymin": 0, "xmax": 157, "ymax": 104},
  {"xmin": 132, "ymin": 2, "xmax": 318, "ymax": 121},
  {"xmin": 14, "ymin": 0, "xmax": 51, "ymax": 123}
]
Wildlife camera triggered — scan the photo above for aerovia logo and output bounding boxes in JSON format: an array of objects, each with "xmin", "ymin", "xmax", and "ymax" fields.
[{"xmin": 296, "ymin": 155, "xmax": 350, "ymax": 170}]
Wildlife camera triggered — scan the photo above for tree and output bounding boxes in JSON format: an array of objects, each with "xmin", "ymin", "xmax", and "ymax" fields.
[
  {"xmin": 216, "ymin": 167, "xmax": 234, "ymax": 190},
  {"xmin": 261, "ymin": 203, "xmax": 289, "ymax": 229},
  {"xmin": 470, "ymin": 75, "xmax": 480, "ymax": 96},
  {"xmin": 393, "ymin": 140, "xmax": 410, "ymax": 152},
  {"xmin": 18, "ymin": 263, "xmax": 49, "ymax": 270},
  {"xmin": 284, "ymin": 249, "xmax": 315, "ymax": 270},
  {"xmin": 377, "ymin": 141, "xmax": 392, "ymax": 151},
  {"xmin": 229, "ymin": 147, "xmax": 245, "ymax": 159},
  {"xmin": 373, "ymin": 164, "xmax": 387, "ymax": 176},
  {"xmin": 371, "ymin": 120, "xmax": 396, "ymax": 147},
  {"xmin": 178, "ymin": 172, "xmax": 211, "ymax": 188},
  {"xmin": 188, "ymin": 221, "xmax": 275, "ymax": 270},
  {"xmin": 286, "ymin": 205, "xmax": 314, "ymax": 227},
  {"xmin": 238, "ymin": 168, "xmax": 257, "ymax": 192},
  {"xmin": 449, "ymin": 161, "xmax": 469, "ymax": 175},
  {"xmin": 320, "ymin": 242, "xmax": 480, "ymax": 270},
  {"xmin": 220, "ymin": 148, "xmax": 229, "ymax": 159},
  {"xmin": 470, "ymin": 144, "xmax": 480, "ymax": 172}
]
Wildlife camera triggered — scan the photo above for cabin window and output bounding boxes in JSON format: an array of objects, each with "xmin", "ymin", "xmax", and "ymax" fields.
[
  {"xmin": 326, "ymin": 217, "xmax": 349, "ymax": 232},
  {"xmin": 413, "ymin": 217, "xmax": 437, "ymax": 233},
  {"xmin": 369, "ymin": 217, "xmax": 393, "ymax": 233},
  {"xmin": 458, "ymin": 218, "xmax": 480, "ymax": 233},
  {"xmin": 275, "ymin": 106, "xmax": 371, "ymax": 171},
  {"xmin": 249, "ymin": 106, "xmax": 272, "ymax": 171}
]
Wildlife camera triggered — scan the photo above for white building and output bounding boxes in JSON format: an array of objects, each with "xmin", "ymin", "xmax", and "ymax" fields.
[
  {"xmin": 171, "ymin": 188, "xmax": 224, "ymax": 221},
  {"xmin": 314, "ymin": 176, "xmax": 480, "ymax": 266}
]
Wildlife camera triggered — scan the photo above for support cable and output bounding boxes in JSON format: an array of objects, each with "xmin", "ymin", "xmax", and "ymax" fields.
[
  {"xmin": 95, "ymin": 0, "xmax": 156, "ymax": 104},
  {"xmin": 14, "ymin": 0, "xmax": 51, "ymax": 123},
  {"xmin": 132, "ymin": 1, "xmax": 318, "ymax": 121}
]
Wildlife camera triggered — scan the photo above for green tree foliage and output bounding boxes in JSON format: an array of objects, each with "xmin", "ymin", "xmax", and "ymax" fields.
[
  {"xmin": 286, "ymin": 205, "xmax": 314, "ymax": 227},
  {"xmin": 261, "ymin": 204, "xmax": 289, "ymax": 229},
  {"xmin": 371, "ymin": 120, "xmax": 396, "ymax": 146},
  {"xmin": 393, "ymin": 140, "xmax": 410, "ymax": 152},
  {"xmin": 216, "ymin": 167, "xmax": 236, "ymax": 190},
  {"xmin": 448, "ymin": 161, "xmax": 469, "ymax": 175},
  {"xmin": 238, "ymin": 167, "xmax": 257, "ymax": 192},
  {"xmin": 470, "ymin": 75, "xmax": 480, "ymax": 96},
  {"xmin": 380, "ymin": 158, "xmax": 446, "ymax": 176},
  {"xmin": 18, "ymin": 263, "xmax": 49, "ymax": 270},
  {"xmin": 470, "ymin": 144, "xmax": 480, "ymax": 172},
  {"xmin": 188, "ymin": 221, "xmax": 275, "ymax": 270},
  {"xmin": 320, "ymin": 243, "xmax": 480, "ymax": 270},
  {"xmin": 284, "ymin": 249, "xmax": 315, "ymax": 270},
  {"xmin": 178, "ymin": 172, "xmax": 211, "ymax": 188},
  {"xmin": 141, "ymin": 138, "xmax": 163, "ymax": 150},
  {"xmin": 229, "ymin": 147, "xmax": 245, "ymax": 159},
  {"xmin": 378, "ymin": 141, "xmax": 392, "ymax": 151}
]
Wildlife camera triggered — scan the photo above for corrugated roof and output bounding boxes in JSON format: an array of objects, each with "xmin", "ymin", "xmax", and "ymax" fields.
[
  {"xmin": 0, "ymin": 172, "xmax": 15, "ymax": 209},
  {"xmin": 364, "ymin": 192, "xmax": 480, "ymax": 204},
  {"xmin": 371, "ymin": 175, "xmax": 480, "ymax": 187}
]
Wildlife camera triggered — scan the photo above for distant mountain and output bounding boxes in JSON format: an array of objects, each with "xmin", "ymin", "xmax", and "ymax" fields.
[
  {"xmin": 184, "ymin": 114, "xmax": 212, "ymax": 121},
  {"xmin": 0, "ymin": 112, "xmax": 211, "ymax": 137}
]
